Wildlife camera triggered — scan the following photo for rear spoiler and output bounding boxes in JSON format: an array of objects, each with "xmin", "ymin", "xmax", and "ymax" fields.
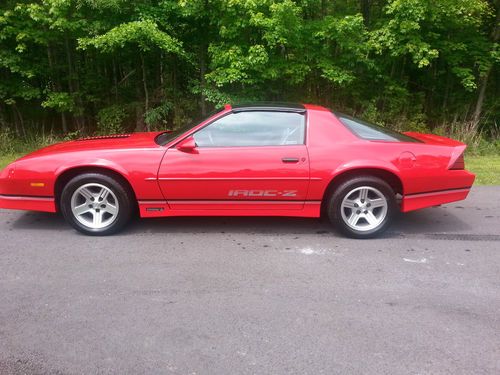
[
  {"xmin": 404, "ymin": 132, "xmax": 467, "ymax": 169},
  {"xmin": 403, "ymin": 132, "xmax": 465, "ymax": 147}
]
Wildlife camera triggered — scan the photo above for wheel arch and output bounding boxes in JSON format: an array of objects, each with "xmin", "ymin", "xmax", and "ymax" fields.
[
  {"xmin": 54, "ymin": 166, "xmax": 137, "ymax": 212},
  {"xmin": 320, "ymin": 167, "xmax": 403, "ymax": 214}
]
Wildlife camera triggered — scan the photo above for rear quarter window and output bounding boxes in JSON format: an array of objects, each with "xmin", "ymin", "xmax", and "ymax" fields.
[{"xmin": 335, "ymin": 112, "xmax": 421, "ymax": 143}]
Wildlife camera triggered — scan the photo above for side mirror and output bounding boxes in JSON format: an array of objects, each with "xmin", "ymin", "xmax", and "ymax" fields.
[{"xmin": 176, "ymin": 136, "xmax": 197, "ymax": 152}]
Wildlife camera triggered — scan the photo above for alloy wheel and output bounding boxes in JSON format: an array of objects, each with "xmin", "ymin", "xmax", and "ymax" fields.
[
  {"xmin": 70, "ymin": 183, "xmax": 119, "ymax": 229},
  {"xmin": 340, "ymin": 186, "xmax": 388, "ymax": 232}
]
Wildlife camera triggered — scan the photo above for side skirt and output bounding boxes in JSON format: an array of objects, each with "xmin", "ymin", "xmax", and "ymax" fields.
[{"xmin": 138, "ymin": 200, "xmax": 321, "ymax": 218}]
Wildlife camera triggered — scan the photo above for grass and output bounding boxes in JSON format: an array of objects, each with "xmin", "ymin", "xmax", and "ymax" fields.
[
  {"xmin": 466, "ymin": 155, "xmax": 500, "ymax": 185},
  {"xmin": 1, "ymin": 152, "xmax": 499, "ymax": 185},
  {"xmin": 0, "ymin": 154, "xmax": 23, "ymax": 170}
]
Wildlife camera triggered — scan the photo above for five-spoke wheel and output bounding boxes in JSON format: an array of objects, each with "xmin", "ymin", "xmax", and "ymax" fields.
[
  {"xmin": 60, "ymin": 173, "xmax": 134, "ymax": 235},
  {"xmin": 71, "ymin": 183, "xmax": 120, "ymax": 229},
  {"xmin": 340, "ymin": 186, "xmax": 388, "ymax": 232},
  {"xmin": 328, "ymin": 176, "xmax": 396, "ymax": 238}
]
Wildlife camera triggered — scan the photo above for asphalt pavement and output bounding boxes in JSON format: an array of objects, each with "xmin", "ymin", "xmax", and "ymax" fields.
[{"xmin": 1, "ymin": 186, "xmax": 499, "ymax": 374}]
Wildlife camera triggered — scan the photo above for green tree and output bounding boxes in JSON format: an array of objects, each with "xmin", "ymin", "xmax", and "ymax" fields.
[{"xmin": 0, "ymin": 0, "xmax": 497, "ymax": 138}]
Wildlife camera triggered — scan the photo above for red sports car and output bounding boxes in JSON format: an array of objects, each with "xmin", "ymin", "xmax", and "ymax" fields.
[{"xmin": 0, "ymin": 103, "xmax": 475, "ymax": 238}]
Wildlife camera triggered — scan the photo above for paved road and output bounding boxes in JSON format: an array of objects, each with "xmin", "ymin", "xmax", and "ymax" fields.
[{"xmin": 1, "ymin": 186, "xmax": 499, "ymax": 374}]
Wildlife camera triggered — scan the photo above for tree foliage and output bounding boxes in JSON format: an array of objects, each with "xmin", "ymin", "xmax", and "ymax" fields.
[{"xmin": 0, "ymin": 0, "xmax": 498, "ymax": 137}]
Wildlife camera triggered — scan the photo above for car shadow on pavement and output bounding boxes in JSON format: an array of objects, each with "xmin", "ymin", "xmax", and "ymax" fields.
[
  {"xmin": 125, "ymin": 207, "xmax": 472, "ymax": 237},
  {"xmin": 7, "ymin": 211, "xmax": 66, "ymax": 230},
  {"xmin": 7, "ymin": 206, "xmax": 472, "ymax": 238}
]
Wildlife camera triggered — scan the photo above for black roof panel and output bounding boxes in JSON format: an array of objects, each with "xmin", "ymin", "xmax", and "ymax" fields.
[{"xmin": 232, "ymin": 102, "xmax": 305, "ymax": 113}]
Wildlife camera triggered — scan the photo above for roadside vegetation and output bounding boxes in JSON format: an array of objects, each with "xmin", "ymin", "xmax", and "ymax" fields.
[
  {"xmin": 466, "ymin": 155, "xmax": 500, "ymax": 185},
  {"xmin": 1, "ymin": 134, "xmax": 499, "ymax": 185}
]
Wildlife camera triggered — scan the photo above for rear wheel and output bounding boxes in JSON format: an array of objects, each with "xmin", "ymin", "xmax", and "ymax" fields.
[
  {"xmin": 327, "ymin": 176, "xmax": 397, "ymax": 239},
  {"xmin": 60, "ymin": 173, "xmax": 134, "ymax": 235}
]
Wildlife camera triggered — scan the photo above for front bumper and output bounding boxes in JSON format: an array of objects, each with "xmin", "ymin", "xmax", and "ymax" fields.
[
  {"xmin": 1, "ymin": 162, "xmax": 56, "ymax": 213},
  {"xmin": 0, "ymin": 194, "xmax": 56, "ymax": 213}
]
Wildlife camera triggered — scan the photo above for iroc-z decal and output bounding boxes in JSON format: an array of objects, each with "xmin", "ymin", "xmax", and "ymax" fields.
[{"xmin": 228, "ymin": 189, "xmax": 298, "ymax": 197}]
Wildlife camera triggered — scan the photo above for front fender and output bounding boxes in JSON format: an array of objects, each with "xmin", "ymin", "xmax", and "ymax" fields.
[
  {"xmin": 52, "ymin": 151, "xmax": 165, "ymax": 201},
  {"xmin": 55, "ymin": 158, "xmax": 131, "ymax": 180}
]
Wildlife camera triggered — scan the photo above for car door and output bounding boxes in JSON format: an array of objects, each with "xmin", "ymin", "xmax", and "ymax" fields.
[{"xmin": 157, "ymin": 110, "xmax": 310, "ymax": 210}]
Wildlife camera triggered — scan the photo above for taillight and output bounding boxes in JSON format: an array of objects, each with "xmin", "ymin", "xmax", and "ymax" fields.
[{"xmin": 449, "ymin": 153, "xmax": 465, "ymax": 170}]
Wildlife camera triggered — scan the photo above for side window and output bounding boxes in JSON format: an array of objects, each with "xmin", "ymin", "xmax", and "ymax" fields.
[
  {"xmin": 335, "ymin": 112, "xmax": 421, "ymax": 143},
  {"xmin": 193, "ymin": 111, "xmax": 305, "ymax": 147}
]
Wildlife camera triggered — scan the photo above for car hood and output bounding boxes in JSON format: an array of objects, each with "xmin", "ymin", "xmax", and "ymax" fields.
[{"xmin": 18, "ymin": 132, "xmax": 164, "ymax": 160}]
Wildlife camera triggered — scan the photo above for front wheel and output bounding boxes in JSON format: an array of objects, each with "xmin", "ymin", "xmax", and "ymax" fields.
[
  {"xmin": 60, "ymin": 173, "xmax": 134, "ymax": 235},
  {"xmin": 327, "ymin": 176, "xmax": 397, "ymax": 239}
]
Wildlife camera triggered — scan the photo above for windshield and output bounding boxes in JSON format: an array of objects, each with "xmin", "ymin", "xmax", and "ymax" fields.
[
  {"xmin": 155, "ymin": 123, "xmax": 195, "ymax": 146},
  {"xmin": 155, "ymin": 107, "xmax": 224, "ymax": 146},
  {"xmin": 334, "ymin": 112, "xmax": 421, "ymax": 143}
]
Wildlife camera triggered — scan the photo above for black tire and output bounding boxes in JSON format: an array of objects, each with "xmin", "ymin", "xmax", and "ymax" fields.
[
  {"xmin": 327, "ymin": 175, "xmax": 397, "ymax": 239},
  {"xmin": 60, "ymin": 173, "xmax": 134, "ymax": 235}
]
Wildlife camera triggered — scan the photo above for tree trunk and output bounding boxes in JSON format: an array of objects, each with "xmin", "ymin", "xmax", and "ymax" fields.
[
  {"xmin": 360, "ymin": 0, "xmax": 371, "ymax": 26},
  {"xmin": 472, "ymin": 68, "xmax": 490, "ymax": 125},
  {"xmin": 61, "ymin": 113, "xmax": 68, "ymax": 134},
  {"xmin": 199, "ymin": 46, "xmax": 207, "ymax": 116},
  {"xmin": 65, "ymin": 37, "xmax": 75, "ymax": 96},
  {"xmin": 321, "ymin": 0, "xmax": 327, "ymax": 18},
  {"xmin": 112, "ymin": 58, "xmax": 118, "ymax": 102},
  {"xmin": 65, "ymin": 37, "xmax": 85, "ymax": 132},
  {"xmin": 12, "ymin": 103, "xmax": 26, "ymax": 138},
  {"xmin": 159, "ymin": 51, "xmax": 164, "ymax": 88},
  {"xmin": 0, "ymin": 102, "xmax": 6, "ymax": 130},
  {"xmin": 10, "ymin": 106, "xmax": 20, "ymax": 137},
  {"xmin": 135, "ymin": 105, "xmax": 145, "ymax": 132},
  {"xmin": 47, "ymin": 43, "xmax": 68, "ymax": 133},
  {"xmin": 140, "ymin": 53, "xmax": 150, "ymax": 131},
  {"xmin": 472, "ymin": 5, "xmax": 499, "ymax": 126}
]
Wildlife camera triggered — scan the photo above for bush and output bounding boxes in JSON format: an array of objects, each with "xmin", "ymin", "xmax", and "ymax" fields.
[
  {"xmin": 97, "ymin": 105, "xmax": 127, "ymax": 135},
  {"xmin": 144, "ymin": 102, "xmax": 172, "ymax": 130},
  {"xmin": 0, "ymin": 126, "xmax": 62, "ymax": 155},
  {"xmin": 0, "ymin": 128, "xmax": 15, "ymax": 154},
  {"xmin": 433, "ymin": 121, "xmax": 500, "ymax": 156}
]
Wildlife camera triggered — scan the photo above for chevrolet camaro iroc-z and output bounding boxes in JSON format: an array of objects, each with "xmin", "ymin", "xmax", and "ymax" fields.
[{"xmin": 0, "ymin": 103, "xmax": 475, "ymax": 238}]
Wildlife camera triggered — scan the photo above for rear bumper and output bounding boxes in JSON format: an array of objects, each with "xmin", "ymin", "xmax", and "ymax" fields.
[
  {"xmin": 402, "ymin": 187, "xmax": 472, "ymax": 212},
  {"xmin": 0, "ymin": 195, "xmax": 56, "ymax": 213},
  {"xmin": 402, "ymin": 169, "xmax": 475, "ymax": 212}
]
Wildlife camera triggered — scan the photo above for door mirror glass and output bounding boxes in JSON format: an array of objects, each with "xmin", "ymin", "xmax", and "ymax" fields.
[{"xmin": 176, "ymin": 136, "xmax": 197, "ymax": 152}]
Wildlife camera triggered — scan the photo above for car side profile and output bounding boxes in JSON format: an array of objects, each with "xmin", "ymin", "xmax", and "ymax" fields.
[{"xmin": 0, "ymin": 103, "xmax": 475, "ymax": 238}]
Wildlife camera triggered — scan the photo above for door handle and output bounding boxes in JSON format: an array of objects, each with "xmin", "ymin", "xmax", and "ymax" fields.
[{"xmin": 282, "ymin": 157, "xmax": 300, "ymax": 163}]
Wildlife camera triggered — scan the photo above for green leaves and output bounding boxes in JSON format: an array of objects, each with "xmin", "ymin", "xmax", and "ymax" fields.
[
  {"xmin": 250, "ymin": 0, "xmax": 302, "ymax": 47},
  {"xmin": 207, "ymin": 44, "xmax": 269, "ymax": 86},
  {"xmin": 0, "ymin": 0, "xmax": 497, "ymax": 135},
  {"xmin": 78, "ymin": 19, "xmax": 184, "ymax": 56},
  {"xmin": 371, "ymin": 0, "xmax": 440, "ymax": 67},
  {"xmin": 42, "ymin": 92, "xmax": 75, "ymax": 112}
]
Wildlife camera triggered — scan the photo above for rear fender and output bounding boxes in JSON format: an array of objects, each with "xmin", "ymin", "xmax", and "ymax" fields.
[
  {"xmin": 332, "ymin": 160, "xmax": 402, "ymax": 183},
  {"xmin": 403, "ymin": 132, "xmax": 468, "ymax": 169},
  {"xmin": 325, "ymin": 160, "xmax": 404, "ymax": 197}
]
